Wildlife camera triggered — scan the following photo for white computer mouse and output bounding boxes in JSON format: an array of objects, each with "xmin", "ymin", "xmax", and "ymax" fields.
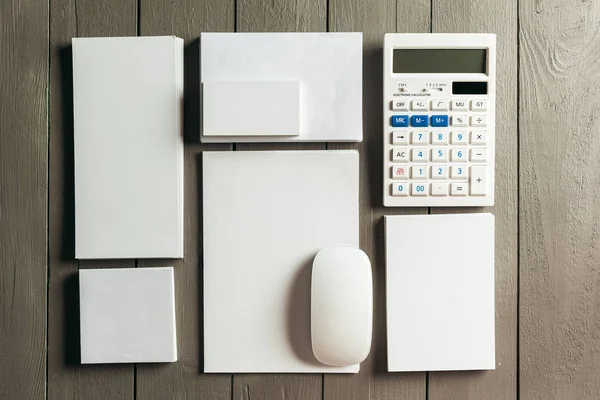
[{"xmin": 311, "ymin": 247, "xmax": 373, "ymax": 367}]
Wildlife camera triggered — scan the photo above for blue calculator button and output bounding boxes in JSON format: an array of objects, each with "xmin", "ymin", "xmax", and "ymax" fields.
[
  {"xmin": 431, "ymin": 115, "xmax": 449, "ymax": 127},
  {"xmin": 391, "ymin": 115, "xmax": 409, "ymax": 127},
  {"xmin": 410, "ymin": 115, "xmax": 429, "ymax": 127}
]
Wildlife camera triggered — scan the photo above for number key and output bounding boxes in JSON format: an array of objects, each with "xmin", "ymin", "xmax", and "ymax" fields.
[
  {"xmin": 411, "ymin": 165, "xmax": 428, "ymax": 179},
  {"xmin": 451, "ymin": 131, "xmax": 467, "ymax": 144},
  {"xmin": 392, "ymin": 183, "xmax": 408, "ymax": 196},
  {"xmin": 411, "ymin": 131, "xmax": 429, "ymax": 145},
  {"xmin": 451, "ymin": 165, "xmax": 468, "ymax": 179},
  {"xmin": 411, "ymin": 148, "xmax": 429, "ymax": 162},
  {"xmin": 432, "ymin": 131, "xmax": 449, "ymax": 145},
  {"xmin": 411, "ymin": 182, "xmax": 429, "ymax": 196},
  {"xmin": 431, "ymin": 147, "xmax": 448, "ymax": 162},
  {"xmin": 451, "ymin": 147, "xmax": 467, "ymax": 162},
  {"xmin": 431, "ymin": 166, "xmax": 449, "ymax": 179}
]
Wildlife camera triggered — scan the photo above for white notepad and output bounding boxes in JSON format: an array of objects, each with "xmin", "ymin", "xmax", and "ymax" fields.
[
  {"xmin": 385, "ymin": 214, "xmax": 495, "ymax": 371},
  {"xmin": 73, "ymin": 36, "xmax": 184, "ymax": 259},
  {"xmin": 203, "ymin": 150, "xmax": 359, "ymax": 373},
  {"xmin": 79, "ymin": 267, "xmax": 177, "ymax": 364}
]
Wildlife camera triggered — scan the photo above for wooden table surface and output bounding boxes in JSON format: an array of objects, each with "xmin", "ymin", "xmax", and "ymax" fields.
[{"xmin": 2, "ymin": 0, "xmax": 599, "ymax": 399}]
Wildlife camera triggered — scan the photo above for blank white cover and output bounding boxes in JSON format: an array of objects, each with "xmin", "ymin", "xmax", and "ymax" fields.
[
  {"xmin": 79, "ymin": 267, "xmax": 177, "ymax": 364},
  {"xmin": 73, "ymin": 36, "xmax": 184, "ymax": 259},
  {"xmin": 203, "ymin": 150, "xmax": 359, "ymax": 373},
  {"xmin": 385, "ymin": 214, "xmax": 495, "ymax": 371},
  {"xmin": 203, "ymin": 80, "xmax": 300, "ymax": 136},
  {"xmin": 200, "ymin": 32, "xmax": 362, "ymax": 143}
]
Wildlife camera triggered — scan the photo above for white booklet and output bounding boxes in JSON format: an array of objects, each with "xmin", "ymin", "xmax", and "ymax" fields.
[
  {"xmin": 73, "ymin": 36, "xmax": 184, "ymax": 259},
  {"xmin": 385, "ymin": 213, "xmax": 495, "ymax": 371}
]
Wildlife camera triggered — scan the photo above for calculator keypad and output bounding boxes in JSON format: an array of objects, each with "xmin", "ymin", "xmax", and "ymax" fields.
[{"xmin": 388, "ymin": 98, "xmax": 490, "ymax": 198}]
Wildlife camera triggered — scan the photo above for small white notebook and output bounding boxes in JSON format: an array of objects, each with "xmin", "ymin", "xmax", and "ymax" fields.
[
  {"xmin": 203, "ymin": 150, "xmax": 360, "ymax": 373},
  {"xmin": 73, "ymin": 36, "xmax": 184, "ymax": 259},
  {"xmin": 79, "ymin": 267, "xmax": 177, "ymax": 364},
  {"xmin": 385, "ymin": 214, "xmax": 495, "ymax": 372}
]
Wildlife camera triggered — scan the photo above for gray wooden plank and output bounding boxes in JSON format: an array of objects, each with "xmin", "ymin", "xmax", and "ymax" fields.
[
  {"xmin": 47, "ymin": 1, "xmax": 137, "ymax": 399},
  {"xmin": 135, "ymin": 1, "xmax": 234, "ymax": 399},
  {"xmin": 519, "ymin": 1, "xmax": 600, "ymax": 399},
  {"xmin": 232, "ymin": 1, "xmax": 326, "ymax": 399},
  {"xmin": 428, "ymin": 1, "xmax": 518, "ymax": 399},
  {"xmin": 327, "ymin": 1, "xmax": 429, "ymax": 400},
  {"xmin": 0, "ymin": 1, "xmax": 48, "ymax": 399},
  {"xmin": 238, "ymin": 0, "xmax": 326, "ymax": 32}
]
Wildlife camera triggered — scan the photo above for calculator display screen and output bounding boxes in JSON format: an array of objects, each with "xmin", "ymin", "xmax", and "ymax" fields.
[{"xmin": 392, "ymin": 49, "xmax": 487, "ymax": 74}]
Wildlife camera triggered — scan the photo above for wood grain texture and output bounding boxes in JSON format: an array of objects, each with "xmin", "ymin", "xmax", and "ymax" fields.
[
  {"xmin": 232, "ymin": 1, "xmax": 326, "ymax": 399},
  {"xmin": 428, "ymin": 1, "xmax": 519, "ymax": 400},
  {"xmin": 519, "ymin": 1, "xmax": 600, "ymax": 399},
  {"xmin": 47, "ymin": 1, "xmax": 137, "ymax": 399},
  {"xmin": 136, "ymin": 1, "xmax": 234, "ymax": 399},
  {"xmin": 327, "ymin": 1, "xmax": 430, "ymax": 400},
  {"xmin": 238, "ymin": 0, "xmax": 326, "ymax": 32},
  {"xmin": 0, "ymin": 1, "xmax": 48, "ymax": 399}
]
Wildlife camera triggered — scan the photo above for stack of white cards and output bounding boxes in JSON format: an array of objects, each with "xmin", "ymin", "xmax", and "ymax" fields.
[{"xmin": 73, "ymin": 36, "xmax": 184, "ymax": 259}]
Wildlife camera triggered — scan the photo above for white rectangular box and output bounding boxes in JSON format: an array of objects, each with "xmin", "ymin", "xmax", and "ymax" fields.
[
  {"xmin": 73, "ymin": 36, "xmax": 184, "ymax": 259},
  {"xmin": 200, "ymin": 32, "xmax": 363, "ymax": 143}
]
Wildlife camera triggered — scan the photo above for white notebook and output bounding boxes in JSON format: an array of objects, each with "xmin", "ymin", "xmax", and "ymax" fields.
[
  {"xmin": 203, "ymin": 150, "xmax": 360, "ymax": 373},
  {"xmin": 385, "ymin": 214, "xmax": 495, "ymax": 372},
  {"xmin": 73, "ymin": 36, "xmax": 184, "ymax": 259}
]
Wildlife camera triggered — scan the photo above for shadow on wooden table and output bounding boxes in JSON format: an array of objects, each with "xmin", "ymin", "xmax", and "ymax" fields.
[
  {"xmin": 63, "ymin": 273, "xmax": 81, "ymax": 366},
  {"xmin": 58, "ymin": 45, "xmax": 76, "ymax": 261}
]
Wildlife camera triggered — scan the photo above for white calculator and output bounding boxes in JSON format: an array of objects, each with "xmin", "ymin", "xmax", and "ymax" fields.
[{"xmin": 383, "ymin": 33, "xmax": 496, "ymax": 207}]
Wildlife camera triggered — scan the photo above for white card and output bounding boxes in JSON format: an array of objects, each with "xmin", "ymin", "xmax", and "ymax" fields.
[
  {"xmin": 385, "ymin": 213, "xmax": 495, "ymax": 371},
  {"xmin": 203, "ymin": 80, "xmax": 300, "ymax": 136},
  {"xmin": 73, "ymin": 36, "xmax": 184, "ymax": 259},
  {"xmin": 203, "ymin": 150, "xmax": 359, "ymax": 373},
  {"xmin": 79, "ymin": 267, "xmax": 177, "ymax": 364},
  {"xmin": 200, "ymin": 32, "xmax": 362, "ymax": 143}
]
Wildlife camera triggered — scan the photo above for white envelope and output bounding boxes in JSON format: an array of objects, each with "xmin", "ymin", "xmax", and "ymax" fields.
[{"xmin": 200, "ymin": 32, "xmax": 363, "ymax": 143}]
